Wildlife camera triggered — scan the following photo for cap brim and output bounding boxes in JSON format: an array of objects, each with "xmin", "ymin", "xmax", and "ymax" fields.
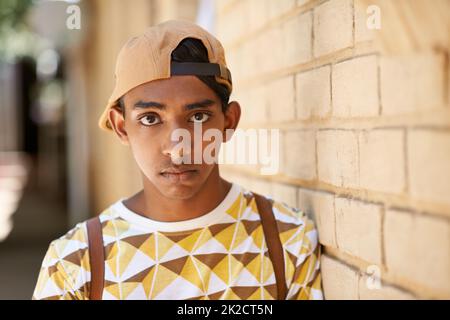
[{"xmin": 98, "ymin": 100, "xmax": 116, "ymax": 131}]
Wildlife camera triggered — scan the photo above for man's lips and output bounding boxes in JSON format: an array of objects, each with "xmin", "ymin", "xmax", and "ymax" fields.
[
  {"xmin": 160, "ymin": 168, "xmax": 197, "ymax": 174},
  {"xmin": 160, "ymin": 168, "xmax": 198, "ymax": 183}
]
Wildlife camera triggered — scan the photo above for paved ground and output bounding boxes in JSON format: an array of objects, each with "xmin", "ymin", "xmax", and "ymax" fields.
[{"xmin": 0, "ymin": 159, "xmax": 68, "ymax": 300}]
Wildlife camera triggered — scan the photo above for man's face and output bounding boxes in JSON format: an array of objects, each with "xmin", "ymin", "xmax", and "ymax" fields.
[{"xmin": 108, "ymin": 75, "xmax": 240, "ymax": 199}]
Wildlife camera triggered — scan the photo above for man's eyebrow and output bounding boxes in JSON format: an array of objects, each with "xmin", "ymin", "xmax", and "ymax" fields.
[
  {"xmin": 133, "ymin": 100, "xmax": 165, "ymax": 110},
  {"xmin": 185, "ymin": 99, "xmax": 216, "ymax": 110},
  {"xmin": 133, "ymin": 99, "xmax": 216, "ymax": 111}
]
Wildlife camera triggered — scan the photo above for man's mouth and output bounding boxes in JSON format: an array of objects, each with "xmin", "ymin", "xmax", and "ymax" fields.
[{"xmin": 160, "ymin": 168, "xmax": 198, "ymax": 182}]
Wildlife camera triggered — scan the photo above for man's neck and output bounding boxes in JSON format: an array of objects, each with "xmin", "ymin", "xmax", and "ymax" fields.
[{"xmin": 124, "ymin": 167, "xmax": 232, "ymax": 223}]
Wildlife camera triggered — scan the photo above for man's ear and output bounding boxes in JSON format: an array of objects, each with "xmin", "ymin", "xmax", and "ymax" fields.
[
  {"xmin": 108, "ymin": 106, "xmax": 130, "ymax": 145},
  {"xmin": 223, "ymin": 101, "xmax": 241, "ymax": 142}
]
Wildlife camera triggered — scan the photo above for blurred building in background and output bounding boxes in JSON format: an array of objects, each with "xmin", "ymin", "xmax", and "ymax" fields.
[{"xmin": 0, "ymin": 0, "xmax": 448, "ymax": 299}]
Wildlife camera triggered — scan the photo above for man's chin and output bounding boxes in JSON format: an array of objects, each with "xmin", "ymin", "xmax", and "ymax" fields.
[
  {"xmin": 156, "ymin": 185, "xmax": 200, "ymax": 200},
  {"xmin": 153, "ymin": 174, "xmax": 202, "ymax": 199}
]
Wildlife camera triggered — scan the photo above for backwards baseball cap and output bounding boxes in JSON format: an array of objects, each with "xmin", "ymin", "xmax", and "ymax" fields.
[{"xmin": 98, "ymin": 19, "xmax": 233, "ymax": 131}]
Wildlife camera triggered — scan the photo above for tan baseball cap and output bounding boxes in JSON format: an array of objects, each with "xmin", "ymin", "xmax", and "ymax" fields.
[{"xmin": 98, "ymin": 19, "xmax": 233, "ymax": 131}]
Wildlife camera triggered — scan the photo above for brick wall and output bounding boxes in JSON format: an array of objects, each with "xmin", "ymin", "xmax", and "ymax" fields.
[{"xmin": 217, "ymin": 0, "xmax": 450, "ymax": 299}]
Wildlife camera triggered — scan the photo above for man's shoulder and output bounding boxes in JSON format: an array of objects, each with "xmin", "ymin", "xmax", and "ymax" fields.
[
  {"xmin": 47, "ymin": 221, "xmax": 89, "ymax": 257},
  {"xmin": 270, "ymin": 198, "xmax": 316, "ymax": 238},
  {"xmin": 243, "ymin": 188, "xmax": 310, "ymax": 226},
  {"xmin": 257, "ymin": 196, "xmax": 320, "ymax": 263},
  {"xmin": 243, "ymin": 188, "xmax": 318, "ymax": 247},
  {"xmin": 48, "ymin": 204, "xmax": 119, "ymax": 251}
]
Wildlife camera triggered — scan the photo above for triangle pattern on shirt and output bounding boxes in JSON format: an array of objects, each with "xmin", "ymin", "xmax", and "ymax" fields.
[{"xmin": 32, "ymin": 183, "xmax": 322, "ymax": 300}]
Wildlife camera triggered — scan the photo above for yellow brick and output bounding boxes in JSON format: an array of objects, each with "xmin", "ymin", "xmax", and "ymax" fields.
[
  {"xmin": 335, "ymin": 197, "xmax": 382, "ymax": 265},
  {"xmin": 332, "ymin": 55, "xmax": 379, "ymax": 117},
  {"xmin": 354, "ymin": 0, "xmax": 379, "ymax": 43},
  {"xmin": 298, "ymin": 189, "xmax": 337, "ymax": 247},
  {"xmin": 384, "ymin": 209, "xmax": 450, "ymax": 294},
  {"xmin": 267, "ymin": 76, "xmax": 296, "ymax": 122},
  {"xmin": 282, "ymin": 130, "xmax": 316, "ymax": 180},
  {"xmin": 380, "ymin": 52, "xmax": 445, "ymax": 115},
  {"xmin": 359, "ymin": 129, "xmax": 405, "ymax": 194},
  {"xmin": 317, "ymin": 130, "xmax": 359, "ymax": 188},
  {"xmin": 267, "ymin": 0, "xmax": 296, "ymax": 20},
  {"xmin": 296, "ymin": 65, "xmax": 331, "ymax": 119},
  {"xmin": 282, "ymin": 11, "xmax": 313, "ymax": 66},
  {"xmin": 407, "ymin": 130, "xmax": 450, "ymax": 206},
  {"xmin": 321, "ymin": 255, "xmax": 359, "ymax": 299},
  {"xmin": 358, "ymin": 275, "xmax": 416, "ymax": 299},
  {"xmin": 248, "ymin": 0, "xmax": 269, "ymax": 31},
  {"xmin": 272, "ymin": 183, "xmax": 298, "ymax": 209},
  {"xmin": 314, "ymin": 0, "xmax": 353, "ymax": 57}
]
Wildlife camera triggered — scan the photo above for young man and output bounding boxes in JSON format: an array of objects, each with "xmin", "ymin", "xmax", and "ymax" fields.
[{"xmin": 32, "ymin": 20, "xmax": 323, "ymax": 300}]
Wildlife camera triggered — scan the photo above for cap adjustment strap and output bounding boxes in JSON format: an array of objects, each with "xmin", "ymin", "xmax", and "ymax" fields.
[{"xmin": 170, "ymin": 61, "xmax": 232, "ymax": 84}]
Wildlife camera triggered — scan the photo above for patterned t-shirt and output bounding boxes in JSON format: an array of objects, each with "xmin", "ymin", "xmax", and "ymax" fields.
[{"xmin": 32, "ymin": 183, "xmax": 323, "ymax": 300}]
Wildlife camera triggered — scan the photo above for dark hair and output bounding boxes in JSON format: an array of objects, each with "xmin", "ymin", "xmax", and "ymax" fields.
[{"xmin": 118, "ymin": 37, "xmax": 231, "ymax": 115}]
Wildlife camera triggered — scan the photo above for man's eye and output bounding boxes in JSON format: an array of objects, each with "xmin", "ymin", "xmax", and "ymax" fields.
[
  {"xmin": 139, "ymin": 114, "xmax": 161, "ymax": 126},
  {"xmin": 190, "ymin": 112, "xmax": 210, "ymax": 123}
]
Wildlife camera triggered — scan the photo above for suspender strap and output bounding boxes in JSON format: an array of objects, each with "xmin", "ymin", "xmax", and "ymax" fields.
[
  {"xmin": 253, "ymin": 193, "xmax": 288, "ymax": 300},
  {"xmin": 86, "ymin": 217, "xmax": 105, "ymax": 300}
]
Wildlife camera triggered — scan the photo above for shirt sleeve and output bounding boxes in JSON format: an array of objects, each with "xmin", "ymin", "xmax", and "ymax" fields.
[
  {"xmin": 32, "ymin": 223, "xmax": 90, "ymax": 300},
  {"xmin": 285, "ymin": 212, "xmax": 323, "ymax": 300}
]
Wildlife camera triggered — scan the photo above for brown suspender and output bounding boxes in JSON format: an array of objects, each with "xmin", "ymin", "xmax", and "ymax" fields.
[
  {"xmin": 86, "ymin": 217, "xmax": 104, "ymax": 300},
  {"xmin": 253, "ymin": 193, "xmax": 288, "ymax": 300},
  {"xmin": 86, "ymin": 192, "xmax": 287, "ymax": 300}
]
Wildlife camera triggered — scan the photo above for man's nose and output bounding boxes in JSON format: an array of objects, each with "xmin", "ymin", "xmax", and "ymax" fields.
[{"xmin": 162, "ymin": 122, "xmax": 193, "ymax": 164}]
